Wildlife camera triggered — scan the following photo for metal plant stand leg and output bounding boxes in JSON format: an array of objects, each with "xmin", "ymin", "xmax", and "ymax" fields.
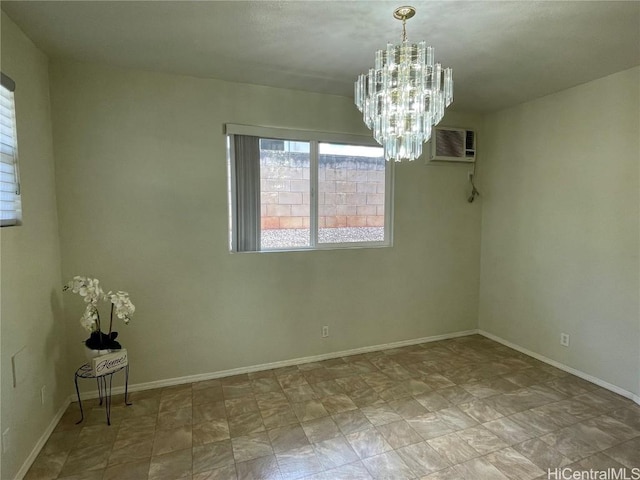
[
  {"xmin": 97, "ymin": 376, "xmax": 104, "ymax": 406},
  {"xmin": 105, "ymin": 374, "xmax": 113, "ymax": 425},
  {"xmin": 74, "ymin": 362, "xmax": 132, "ymax": 425},
  {"xmin": 125, "ymin": 364, "xmax": 132, "ymax": 406},
  {"xmin": 74, "ymin": 372, "xmax": 84, "ymax": 425}
]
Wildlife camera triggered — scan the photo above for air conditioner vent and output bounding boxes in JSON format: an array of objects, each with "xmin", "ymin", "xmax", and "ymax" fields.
[
  {"xmin": 465, "ymin": 131, "xmax": 475, "ymax": 156},
  {"xmin": 428, "ymin": 127, "xmax": 476, "ymax": 163}
]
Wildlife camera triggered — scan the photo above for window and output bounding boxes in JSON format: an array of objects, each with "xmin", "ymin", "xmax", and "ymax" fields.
[
  {"xmin": 1, "ymin": 73, "xmax": 21, "ymax": 227},
  {"xmin": 227, "ymin": 125, "xmax": 393, "ymax": 252}
]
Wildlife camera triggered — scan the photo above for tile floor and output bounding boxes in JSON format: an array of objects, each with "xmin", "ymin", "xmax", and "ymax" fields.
[{"xmin": 25, "ymin": 335, "xmax": 640, "ymax": 479}]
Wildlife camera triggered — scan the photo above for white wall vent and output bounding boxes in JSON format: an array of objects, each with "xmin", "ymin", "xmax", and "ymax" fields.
[{"xmin": 428, "ymin": 127, "xmax": 476, "ymax": 163}]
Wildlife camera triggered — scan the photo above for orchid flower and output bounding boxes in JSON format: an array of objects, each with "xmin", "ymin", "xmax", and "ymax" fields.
[{"xmin": 64, "ymin": 276, "xmax": 135, "ymax": 336}]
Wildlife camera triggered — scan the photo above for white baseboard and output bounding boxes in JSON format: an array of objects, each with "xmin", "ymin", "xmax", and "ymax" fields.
[
  {"xmin": 15, "ymin": 396, "xmax": 71, "ymax": 480},
  {"xmin": 76, "ymin": 329, "xmax": 479, "ymax": 400},
  {"xmin": 478, "ymin": 329, "xmax": 640, "ymax": 406}
]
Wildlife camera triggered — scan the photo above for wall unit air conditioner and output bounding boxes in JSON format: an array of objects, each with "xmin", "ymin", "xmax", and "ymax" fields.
[{"xmin": 428, "ymin": 127, "xmax": 476, "ymax": 163}]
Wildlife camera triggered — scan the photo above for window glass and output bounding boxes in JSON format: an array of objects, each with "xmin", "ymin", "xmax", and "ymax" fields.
[
  {"xmin": 318, "ymin": 142, "xmax": 385, "ymax": 244},
  {"xmin": 228, "ymin": 129, "xmax": 392, "ymax": 252},
  {"xmin": 260, "ymin": 138, "xmax": 311, "ymax": 249}
]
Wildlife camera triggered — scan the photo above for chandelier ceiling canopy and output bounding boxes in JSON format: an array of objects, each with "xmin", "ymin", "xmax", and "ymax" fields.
[{"xmin": 355, "ymin": 6, "xmax": 453, "ymax": 162}]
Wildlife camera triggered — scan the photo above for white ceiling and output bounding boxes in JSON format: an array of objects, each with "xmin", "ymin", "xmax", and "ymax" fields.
[{"xmin": 2, "ymin": 1, "xmax": 639, "ymax": 112}]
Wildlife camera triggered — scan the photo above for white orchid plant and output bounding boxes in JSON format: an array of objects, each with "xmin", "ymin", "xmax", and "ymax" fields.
[{"xmin": 63, "ymin": 276, "xmax": 135, "ymax": 350}]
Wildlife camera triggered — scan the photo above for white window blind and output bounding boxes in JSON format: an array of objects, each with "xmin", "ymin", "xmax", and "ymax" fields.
[{"xmin": 1, "ymin": 73, "xmax": 21, "ymax": 227}]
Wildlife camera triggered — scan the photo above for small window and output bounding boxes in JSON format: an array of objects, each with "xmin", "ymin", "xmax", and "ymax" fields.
[
  {"xmin": 1, "ymin": 73, "xmax": 21, "ymax": 227},
  {"xmin": 227, "ymin": 125, "xmax": 393, "ymax": 252}
]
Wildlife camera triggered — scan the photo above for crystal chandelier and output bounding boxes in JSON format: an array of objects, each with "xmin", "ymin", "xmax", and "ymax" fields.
[{"xmin": 354, "ymin": 6, "xmax": 453, "ymax": 162}]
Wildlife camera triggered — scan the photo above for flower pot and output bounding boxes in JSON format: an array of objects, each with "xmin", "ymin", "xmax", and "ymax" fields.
[{"xmin": 84, "ymin": 346, "xmax": 111, "ymax": 360}]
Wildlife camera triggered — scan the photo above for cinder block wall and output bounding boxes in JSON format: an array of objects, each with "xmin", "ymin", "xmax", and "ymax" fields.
[{"xmin": 260, "ymin": 154, "xmax": 385, "ymax": 229}]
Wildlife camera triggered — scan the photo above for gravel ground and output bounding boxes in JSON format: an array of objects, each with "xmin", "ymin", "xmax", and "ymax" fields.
[{"xmin": 262, "ymin": 227, "xmax": 384, "ymax": 249}]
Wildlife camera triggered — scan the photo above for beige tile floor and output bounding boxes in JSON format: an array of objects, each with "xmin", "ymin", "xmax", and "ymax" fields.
[{"xmin": 25, "ymin": 335, "xmax": 640, "ymax": 480}]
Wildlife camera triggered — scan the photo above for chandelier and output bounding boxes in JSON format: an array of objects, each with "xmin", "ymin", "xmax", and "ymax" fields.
[{"xmin": 354, "ymin": 6, "xmax": 453, "ymax": 161}]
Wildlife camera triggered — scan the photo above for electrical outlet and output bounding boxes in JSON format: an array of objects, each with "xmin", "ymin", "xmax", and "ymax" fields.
[
  {"xmin": 41, "ymin": 385, "xmax": 47, "ymax": 405},
  {"xmin": 321, "ymin": 326, "xmax": 329, "ymax": 338},
  {"xmin": 560, "ymin": 333, "xmax": 570, "ymax": 347},
  {"xmin": 2, "ymin": 428, "xmax": 9, "ymax": 454}
]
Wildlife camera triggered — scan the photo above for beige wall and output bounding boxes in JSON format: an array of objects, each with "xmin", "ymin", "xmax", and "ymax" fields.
[
  {"xmin": 478, "ymin": 67, "xmax": 640, "ymax": 396},
  {"xmin": 48, "ymin": 59, "xmax": 483, "ymax": 386},
  {"xmin": 0, "ymin": 13, "xmax": 66, "ymax": 479}
]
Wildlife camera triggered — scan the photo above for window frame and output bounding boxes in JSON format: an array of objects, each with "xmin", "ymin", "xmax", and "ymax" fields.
[
  {"xmin": 226, "ymin": 124, "xmax": 394, "ymax": 253},
  {"xmin": 0, "ymin": 72, "xmax": 21, "ymax": 228}
]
